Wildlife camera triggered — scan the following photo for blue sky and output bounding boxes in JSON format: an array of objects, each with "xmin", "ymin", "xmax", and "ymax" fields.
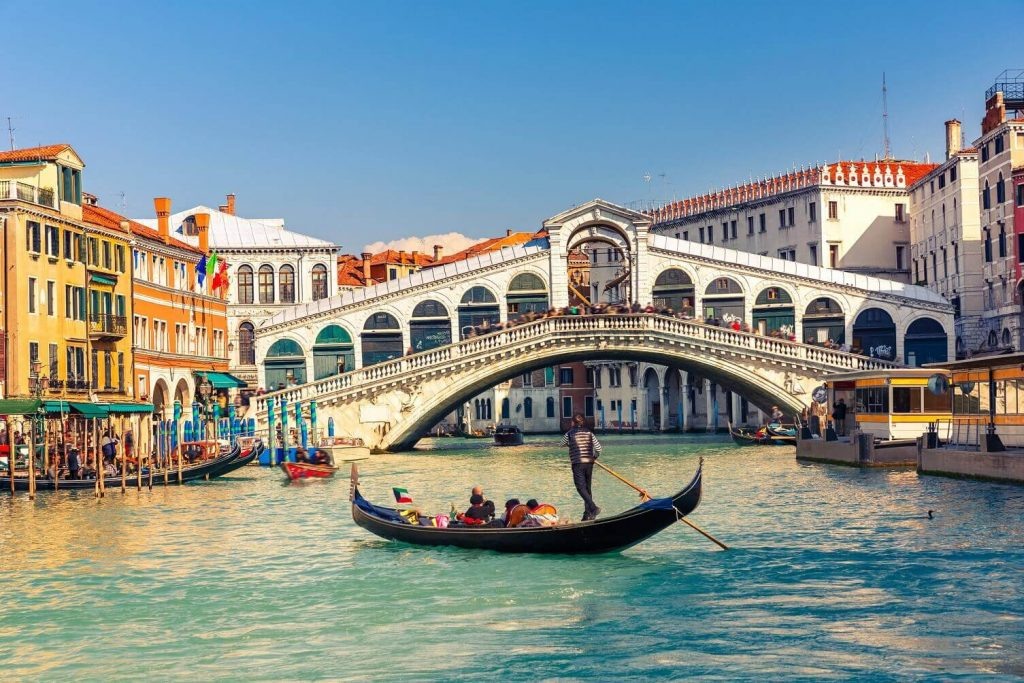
[{"xmin": 5, "ymin": 1, "xmax": 1017, "ymax": 252}]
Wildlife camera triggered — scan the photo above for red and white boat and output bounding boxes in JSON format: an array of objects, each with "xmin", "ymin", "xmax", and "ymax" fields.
[{"xmin": 280, "ymin": 460, "xmax": 337, "ymax": 480}]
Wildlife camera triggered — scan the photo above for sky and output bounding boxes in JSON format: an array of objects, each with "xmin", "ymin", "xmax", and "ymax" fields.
[{"xmin": 4, "ymin": 1, "xmax": 1018, "ymax": 253}]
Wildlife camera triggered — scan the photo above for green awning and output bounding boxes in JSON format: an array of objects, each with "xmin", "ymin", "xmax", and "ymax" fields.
[
  {"xmin": 196, "ymin": 371, "xmax": 247, "ymax": 389},
  {"xmin": 90, "ymin": 274, "xmax": 117, "ymax": 286},
  {"xmin": 69, "ymin": 402, "xmax": 109, "ymax": 418},
  {"xmin": 0, "ymin": 399, "xmax": 43, "ymax": 415},
  {"xmin": 105, "ymin": 402, "xmax": 154, "ymax": 414},
  {"xmin": 43, "ymin": 399, "xmax": 73, "ymax": 415}
]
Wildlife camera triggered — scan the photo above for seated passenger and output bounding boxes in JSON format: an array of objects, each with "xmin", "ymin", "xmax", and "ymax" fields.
[
  {"xmin": 471, "ymin": 485, "xmax": 496, "ymax": 521},
  {"xmin": 456, "ymin": 494, "xmax": 490, "ymax": 525},
  {"xmin": 502, "ymin": 498, "xmax": 522, "ymax": 526},
  {"xmin": 295, "ymin": 448, "xmax": 310, "ymax": 464},
  {"xmin": 517, "ymin": 499, "xmax": 559, "ymax": 527},
  {"xmin": 312, "ymin": 449, "xmax": 332, "ymax": 466}
]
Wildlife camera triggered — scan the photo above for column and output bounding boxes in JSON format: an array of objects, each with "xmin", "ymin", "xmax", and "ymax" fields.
[
  {"xmin": 705, "ymin": 379, "xmax": 714, "ymax": 432},
  {"xmin": 731, "ymin": 391, "xmax": 742, "ymax": 426}
]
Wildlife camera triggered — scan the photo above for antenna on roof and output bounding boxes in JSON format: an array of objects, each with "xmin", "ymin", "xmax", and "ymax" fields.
[
  {"xmin": 119, "ymin": 191, "xmax": 127, "ymax": 213},
  {"xmin": 882, "ymin": 72, "xmax": 892, "ymax": 161},
  {"xmin": 6, "ymin": 117, "xmax": 14, "ymax": 151}
]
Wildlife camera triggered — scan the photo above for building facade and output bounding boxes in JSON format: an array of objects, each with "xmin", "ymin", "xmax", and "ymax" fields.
[
  {"xmin": 136, "ymin": 197, "xmax": 339, "ymax": 390},
  {"xmin": 908, "ymin": 120, "xmax": 983, "ymax": 358}
]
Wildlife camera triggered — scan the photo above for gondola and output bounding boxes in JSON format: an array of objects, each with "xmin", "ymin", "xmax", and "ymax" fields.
[
  {"xmin": 728, "ymin": 421, "xmax": 796, "ymax": 446},
  {"xmin": 7, "ymin": 442, "xmax": 242, "ymax": 492},
  {"xmin": 349, "ymin": 460, "xmax": 703, "ymax": 554},
  {"xmin": 206, "ymin": 438, "xmax": 264, "ymax": 477},
  {"xmin": 493, "ymin": 424, "xmax": 524, "ymax": 446}
]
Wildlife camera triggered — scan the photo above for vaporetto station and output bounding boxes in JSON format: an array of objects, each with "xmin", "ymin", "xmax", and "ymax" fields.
[{"xmin": 252, "ymin": 199, "xmax": 954, "ymax": 451}]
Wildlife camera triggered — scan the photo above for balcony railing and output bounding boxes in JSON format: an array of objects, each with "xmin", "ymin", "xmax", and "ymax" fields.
[
  {"xmin": 0, "ymin": 180, "xmax": 57, "ymax": 208},
  {"xmin": 89, "ymin": 313, "xmax": 127, "ymax": 338}
]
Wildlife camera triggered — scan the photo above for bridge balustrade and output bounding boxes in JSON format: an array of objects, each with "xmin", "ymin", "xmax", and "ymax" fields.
[{"xmin": 254, "ymin": 314, "xmax": 899, "ymax": 418}]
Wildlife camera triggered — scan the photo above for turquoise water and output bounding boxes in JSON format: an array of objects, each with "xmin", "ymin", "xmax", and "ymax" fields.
[{"xmin": 1, "ymin": 434, "xmax": 1023, "ymax": 681}]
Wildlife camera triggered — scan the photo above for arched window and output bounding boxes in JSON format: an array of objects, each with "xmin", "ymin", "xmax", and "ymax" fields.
[
  {"xmin": 524, "ymin": 397, "xmax": 533, "ymax": 418},
  {"xmin": 279, "ymin": 264, "xmax": 295, "ymax": 304},
  {"xmin": 546, "ymin": 397, "xmax": 556, "ymax": 418},
  {"xmin": 238, "ymin": 322, "xmax": 255, "ymax": 365},
  {"xmin": 459, "ymin": 286, "xmax": 499, "ymax": 339},
  {"xmin": 361, "ymin": 312, "xmax": 402, "ymax": 367},
  {"xmin": 507, "ymin": 273, "xmax": 549, "ymax": 315},
  {"xmin": 501, "ymin": 398, "xmax": 510, "ymax": 419},
  {"xmin": 264, "ymin": 338, "xmax": 306, "ymax": 389},
  {"xmin": 1002, "ymin": 328, "xmax": 1011, "ymax": 346},
  {"xmin": 313, "ymin": 324, "xmax": 354, "ymax": 379},
  {"xmin": 983, "ymin": 181, "xmax": 991, "ymax": 210},
  {"xmin": 988, "ymin": 330, "xmax": 998, "ymax": 347},
  {"xmin": 258, "ymin": 265, "xmax": 275, "ymax": 304},
  {"xmin": 997, "ymin": 173, "xmax": 1006, "ymax": 204},
  {"xmin": 237, "ymin": 265, "xmax": 254, "ymax": 304},
  {"xmin": 410, "ymin": 299, "xmax": 451, "ymax": 352},
  {"xmin": 312, "ymin": 263, "xmax": 329, "ymax": 301}
]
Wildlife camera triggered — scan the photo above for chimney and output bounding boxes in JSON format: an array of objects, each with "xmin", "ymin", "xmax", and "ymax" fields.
[
  {"xmin": 945, "ymin": 119, "xmax": 962, "ymax": 159},
  {"xmin": 433, "ymin": 244, "xmax": 443, "ymax": 261},
  {"xmin": 506, "ymin": 229, "xmax": 513, "ymax": 237},
  {"xmin": 361, "ymin": 252, "xmax": 372, "ymax": 282},
  {"xmin": 119, "ymin": 220, "xmax": 131, "ymax": 235},
  {"xmin": 226, "ymin": 193, "xmax": 236, "ymax": 216},
  {"xmin": 411, "ymin": 250, "xmax": 419, "ymax": 265},
  {"xmin": 154, "ymin": 197, "xmax": 171, "ymax": 244},
  {"xmin": 398, "ymin": 250, "xmax": 406, "ymax": 264},
  {"xmin": 195, "ymin": 213, "xmax": 210, "ymax": 254}
]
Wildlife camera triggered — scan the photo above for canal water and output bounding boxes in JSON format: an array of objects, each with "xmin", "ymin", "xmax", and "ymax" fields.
[{"xmin": 1, "ymin": 434, "xmax": 1023, "ymax": 681}]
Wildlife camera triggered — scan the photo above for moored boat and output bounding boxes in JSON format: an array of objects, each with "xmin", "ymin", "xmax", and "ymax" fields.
[
  {"xmin": 493, "ymin": 424, "xmax": 524, "ymax": 446},
  {"xmin": 728, "ymin": 421, "xmax": 796, "ymax": 446},
  {"xmin": 349, "ymin": 460, "xmax": 703, "ymax": 554},
  {"xmin": 316, "ymin": 436, "xmax": 370, "ymax": 460}
]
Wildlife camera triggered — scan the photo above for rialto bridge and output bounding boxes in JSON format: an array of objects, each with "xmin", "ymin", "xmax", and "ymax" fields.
[{"xmin": 251, "ymin": 199, "xmax": 953, "ymax": 451}]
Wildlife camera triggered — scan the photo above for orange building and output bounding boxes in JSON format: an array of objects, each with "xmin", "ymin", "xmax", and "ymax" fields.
[{"xmin": 82, "ymin": 197, "xmax": 232, "ymax": 420}]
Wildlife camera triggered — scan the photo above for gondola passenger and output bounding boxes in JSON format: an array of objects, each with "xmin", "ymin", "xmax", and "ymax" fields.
[
  {"xmin": 312, "ymin": 449, "xmax": 331, "ymax": 466},
  {"xmin": 456, "ymin": 494, "xmax": 490, "ymax": 525}
]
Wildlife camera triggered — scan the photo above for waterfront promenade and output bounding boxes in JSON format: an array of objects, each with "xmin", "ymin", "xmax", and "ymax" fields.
[{"xmin": 2, "ymin": 435, "xmax": 1022, "ymax": 680}]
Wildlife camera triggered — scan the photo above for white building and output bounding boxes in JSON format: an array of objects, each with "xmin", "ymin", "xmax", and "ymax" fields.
[
  {"xmin": 973, "ymin": 74, "xmax": 1024, "ymax": 351},
  {"xmin": 137, "ymin": 195, "xmax": 340, "ymax": 388},
  {"xmin": 908, "ymin": 120, "xmax": 983, "ymax": 358}
]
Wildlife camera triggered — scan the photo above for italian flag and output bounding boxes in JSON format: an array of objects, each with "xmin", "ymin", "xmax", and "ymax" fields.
[{"xmin": 392, "ymin": 487, "xmax": 413, "ymax": 504}]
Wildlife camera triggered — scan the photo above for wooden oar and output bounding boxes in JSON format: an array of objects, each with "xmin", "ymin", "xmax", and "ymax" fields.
[{"xmin": 594, "ymin": 460, "xmax": 730, "ymax": 551}]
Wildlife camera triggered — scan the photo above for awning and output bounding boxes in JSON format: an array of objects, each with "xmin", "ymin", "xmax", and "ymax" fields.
[
  {"xmin": 69, "ymin": 402, "xmax": 109, "ymax": 418},
  {"xmin": 0, "ymin": 398, "xmax": 43, "ymax": 415},
  {"xmin": 90, "ymin": 274, "xmax": 117, "ymax": 286},
  {"xmin": 105, "ymin": 402, "xmax": 155, "ymax": 414},
  {"xmin": 43, "ymin": 399, "xmax": 73, "ymax": 415},
  {"xmin": 196, "ymin": 371, "xmax": 247, "ymax": 389}
]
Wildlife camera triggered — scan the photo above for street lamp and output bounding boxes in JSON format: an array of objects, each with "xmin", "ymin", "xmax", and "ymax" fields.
[
  {"xmin": 199, "ymin": 378, "xmax": 214, "ymax": 439},
  {"xmin": 28, "ymin": 360, "xmax": 49, "ymax": 397}
]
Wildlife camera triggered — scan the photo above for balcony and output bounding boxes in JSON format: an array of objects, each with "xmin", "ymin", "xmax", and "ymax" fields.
[
  {"xmin": 0, "ymin": 180, "xmax": 56, "ymax": 208},
  {"xmin": 89, "ymin": 313, "xmax": 127, "ymax": 340}
]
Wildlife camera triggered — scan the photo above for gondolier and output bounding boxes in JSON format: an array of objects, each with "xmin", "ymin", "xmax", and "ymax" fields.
[{"xmin": 561, "ymin": 413, "xmax": 602, "ymax": 521}]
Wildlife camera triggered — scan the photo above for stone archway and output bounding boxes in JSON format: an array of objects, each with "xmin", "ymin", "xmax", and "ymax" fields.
[
  {"xmin": 643, "ymin": 367, "xmax": 660, "ymax": 430},
  {"xmin": 152, "ymin": 379, "xmax": 169, "ymax": 419}
]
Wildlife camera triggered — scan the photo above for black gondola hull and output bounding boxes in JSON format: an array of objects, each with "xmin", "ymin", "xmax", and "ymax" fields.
[{"xmin": 350, "ymin": 463, "xmax": 702, "ymax": 554}]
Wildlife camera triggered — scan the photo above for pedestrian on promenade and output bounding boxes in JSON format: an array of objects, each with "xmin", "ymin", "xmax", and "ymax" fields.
[
  {"xmin": 560, "ymin": 413, "xmax": 602, "ymax": 521},
  {"xmin": 833, "ymin": 398, "xmax": 848, "ymax": 436}
]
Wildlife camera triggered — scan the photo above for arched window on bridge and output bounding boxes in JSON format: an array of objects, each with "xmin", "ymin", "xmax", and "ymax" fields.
[
  {"xmin": 459, "ymin": 286, "xmax": 499, "ymax": 339},
  {"xmin": 313, "ymin": 325, "xmax": 355, "ymax": 379},
  {"xmin": 524, "ymin": 397, "xmax": 533, "ymax": 418},
  {"xmin": 361, "ymin": 313, "xmax": 402, "ymax": 367},
  {"xmin": 904, "ymin": 317, "xmax": 948, "ymax": 366},
  {"xmin": 803, "ymin": 297, "xmax": 845, "ymax": 346},
  {"xmin": 501, "ymin": 398, "xmax": 510, "ymax": 419},
  {"xmin": 652, "ymin": 268, "xmax": 694, "ymax": 316},
  {"xmin": 507, "ymin": 272, "xmax": 549, "ymax": 317},
  {"xmin": 752, "ymin": 287, "xmax": 794, "ymax": 337},
  {"xmin": 852, "ymin": 308, "xmax": 896, "ymax": 360},
  {"xmin": 410, "ymin": 300, "xmax": 451, "ymax": 352},
  {"xmin": 546, "ymin": 396, "xmax": 555, "ymax": 418},
  {"xmin": 702, "ymin": 277, "xmax": 744, "ymax": 323},
  {"xmin": 265, "ymin": 338, "xmax": 306, "ymax": 390}
]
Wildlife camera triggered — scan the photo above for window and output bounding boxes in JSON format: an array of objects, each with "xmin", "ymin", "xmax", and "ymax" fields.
[
  {"xmin": 828, "ymin": 201, "xmax": 838, "ymax": 220},
  {"xmin": 28, "ymin": 277, "xmax": 37, "ymax": 313},
  {"xmin": 778, "ymin": 209, "xmax": 786, "ymax": 228},
  {"xmin": 116, "ymin": 244, "xmax": 125, "ymax": 273},
  {"xmin": 699, "ymin": 227, "xmax": 705, "ymax": 242},
  {"xmin": 559, "ymin": 367, "xmax": 574, "ymax": 385},
  {"xmin": 312, "ymin": 264, "xmax": 329, "ymax": 300},
  {"xmin": 730, "ymin": 220, "xmax": 737, "ymax": 239},
  {"xmin": 984, "ymin": 229, "xmax": 992, "ymax": 263},
  {"xmin": 523, "ymin": 372, "xmax": 533, "ymax": 386},
  {"xmin": 759, "ymin": 213, "xmax": 766, "ymax": 232},
  {"xmin": 809, "ymin": 202, "xmax": 816, "ymax": 222},
  {"xmin": 388, "ymin": 267, "xmax": 398, "ymax": 280},
  {"xmin": 982, "ymin": 143, "xmax": 989, "ymax": 162},
  {"xmin": 682, "ymin": 231, "xmax": 688, "ymax": 241},
  {"xmin": 997, "ymin": 174, "xmax": 1006, "ymax": 204},
  {"xmin": 707, "ymin": 225, "xmax": 713, "ymax": 243},
  {"xmin": 63, "ymin": 230, "xmax": 73, "ymax": 260},
  {"xmin": 279, "ymin": 264, "xmax": 295, "ymax": 303},
  {"xmin": 102, "ymin": 240, "xmax": 111, "ymax": 269},
  {"xmin": 29, "ymin": 341, "xmax": 39, "ymax": 366},
  {"xmin": 237, "ymin": 265, "xmax": 254, "ymax": 304},
  {"xmin": 103, "ymin": 352, "xmax": 112, "ymax": 389},
  {"xmin": 610, "ymin": 367, "xmax": 621, "ymax": 387},
  {"xmin": 895, "ymin": 204, "xmax": 906, "ymax": 223},
  {"xmin": 829, "ymin": 244, "xmax": 839, "ymax": 268},
  {"xmin": 585, "ymin": 395, "xmax": 594, "ymax": 418},
  {"xmin": 562, "ymin": 396, "xmax": 572, "ymax": 419},
  {"xmin": 939, "ymin": 173, "xmax": 946, "ymax": 189},
  {"xmin": 26, "ymin": 221, "xmax": 41, "ymax": 253},
  {"xmin": 995, "ymin": 134, "xmax": 1004, "ymax": 154},
  {"xmin": 747, "ymin": 216, "xmax": 754, "ymax": 235},
  {"xmin": 777, "ymin": 248, "xmax": 795, "ymax": 261},
  {"xmin": 629, "ymin": 364, "xmax": 638, "ymax": 387},
  {"xmin": 895, "ymin": 245, "xmax": 905, "ymax": 270},
  {"xmin": 721, "ymin": 222, "xmax": 728, "ymax": 241},
  {"xmin": 49, "ymin": 343, "xmax": 58, "ymax": 379},
  {"xmin": 787, "ymin": 207, "xmax": 795, "ymax": 226},
  {"xmin": 117, "ymin": 353, "xmax": 124, "ymax": 392},
  {"xmin": 524, "ymin": 397, "xmax": 533, "ymax": 418},
  {"xmin": 983, "ymin": 181, "xmax": 991, "ymax": 210},
  {"xmin": 951, "ymin": 165, "xmax": 957, "ymax": 182},
  {"xmin": 585, "ymin": 367, "xmax": 594, "ymax": 385},
  {"xmin": 45, "ymin": 225, "xmax": 59, "ymax": 257},
  {"xmin": 46, "ymin": 280, "xmax": 55, "ymax": 316},
  {"xmin": 809, "ymin": 244, "xmax": 818, "ymax": 265},
  {"xmin": 999, "ymin": 224, "xmax": 1007, "ymax": 258},
  {"xmin": 1018, "ymin": 183, "xmax": 1024, "ymax": 207},
  {"xmin": 954, "ymin": 243, "xmax": 960, "ymax": 273},
  {"xmin": 91, "ymin": 349, "xmax": 98, "ymax": 390},
  {"xmin": 258, "ymin": 265, "xmax": 275, "ymax": 304},
  {"xmin": 546, "ymin": 397, "xmax": 556, "ymax": 418}
]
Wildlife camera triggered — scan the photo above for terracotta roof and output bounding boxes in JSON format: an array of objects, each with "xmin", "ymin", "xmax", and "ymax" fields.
[
  {"xmin": 649, "ymin": 160, "xmax": 939, "ymax": 225},
  {"xmin": 429, "ymin": 231, "xmax": 543, "ymax": 267},
  {"xmin": 0, "ymin": 144, "xmax": 72, "ymax": 164},
  {"xmin": 337, "ymin": 254, "xmax": 374, "ymax": 287},
  {"xmin": 83, "ymin": 203, "xmax": 203, "ymax": 255},
  {"xmin": 368, "ymin": 250, "xmax": 435, "ymax": 266}
]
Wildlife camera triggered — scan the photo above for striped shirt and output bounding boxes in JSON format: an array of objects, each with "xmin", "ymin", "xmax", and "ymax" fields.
[{"xmin": 561, "ymin": 427, "xmax": 602, "ymax": 464}]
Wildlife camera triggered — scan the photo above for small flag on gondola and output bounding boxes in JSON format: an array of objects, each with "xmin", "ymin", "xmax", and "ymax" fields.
[{"xmin": 392, "ymin": 487, "xmax": 413, "ymax": 504}]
